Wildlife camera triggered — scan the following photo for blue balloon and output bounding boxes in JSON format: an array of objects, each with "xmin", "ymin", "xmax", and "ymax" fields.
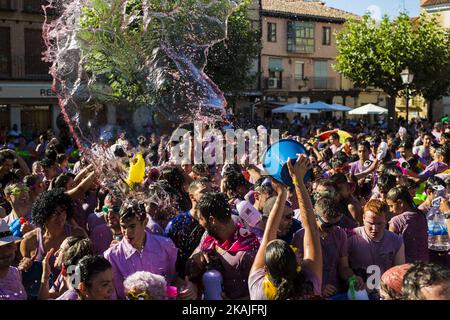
[{"xmin": 262, "ymin": 139, "xmax": 312, "ymax": 187}]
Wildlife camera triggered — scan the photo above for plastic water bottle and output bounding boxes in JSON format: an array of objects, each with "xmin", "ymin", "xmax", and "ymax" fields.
[
  {"xmin": 202, "ymin": 269, "xmax": 223, "ymax": 300},
  {"xmin": 427, "ymin": 197, "xmax": 450, "ymax": 251},
  {"xmin": 236, "ymin": 200, "xmax": 262, "ymax": 228}
]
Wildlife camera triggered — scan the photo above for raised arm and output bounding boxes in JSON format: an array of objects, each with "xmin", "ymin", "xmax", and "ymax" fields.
[
  {"xmin": 250, "ymin": 180, "xmax": 287, "ymax": 274},
  {"xmin": 287, "ymin": 155, "xmax": 322, "ymax": 283},
  {"xmin": 67, "ymin": 171, "xmax": 96, "ymax": 199}
]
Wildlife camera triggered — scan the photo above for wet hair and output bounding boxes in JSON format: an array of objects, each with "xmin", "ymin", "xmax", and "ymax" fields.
[
  {"xmin": 196, "ymin": 192, "xmax": 231, "ymax": 223},
  {"xmin": 56, "ymin": 153, "xmax": 68, "ymax": 165},
  {"xmin": 330, "ymin": 151, "xmax": 349, "ymax": 169},
  {"xmin": 222, "ymin": 164, "xmax": 242, "ymax": 176},
  {"xmin": 62, "ymin": 237, "xmax": 93, "ymax": 268},
  {"xmin": 330, "ymin": 173, "xmax": 349, "ymax": 186},
  {"xmin": 364, "ymin": 199, "xmax": 388, "ymax": 217},
  {"xmin": 39, "ymin": 157, "xmax": 56, "ymax": 169},
  {"xmin": 329, "ymin": 132, "xmax": 340, "ymax": 141},
  {"xmin": 192, "ymin": 164, "xmax": 209, "ymax": 176},
  {"xmin": 435, "ymin": 145, "xmax": 450, "ymax": 163},
  {"xmin": 77, "ymin": 255, "xmax": 112, "ymax": 288},
  {"xmin": 0, "ymin": 150, "xmax": 15, "ymax": 164},
  {"xmin": 159, "ymin": 167, "xmax": 185, "ymax": 190},
  {"xmin": 188, "ymin": 177, "xmax": 210, "ymax": 194},
  {"xmin": 262, "ymin": 196, "xmax": 291, "ymax": 218},
  {"xmin": 254, "ymin": 177, "xmax": 274, "ymax": 195},
  {"xmin": 32, "ymin": 188, "xmax": 74, "ymax": 228},
  {"xmin": 441, "ymin": 132, "xmax": 450, "ymax": 141},
  {"xmin": 314, "ymin": 178, "xmax": 337, "ymax": 191},
  {"xmin": 357, "ymin": 141, "xmax": 370, "ymax": 152},
  {"xmin": 386, "ymin": 186, "xmax": 415, "ymax": 209},
  {"xmin": 383, "ymin": 164, "xmax": 403, "ymax": 176},
  {"xmin": 402, "ymin": 262, "xmax": 450, "ymax": 300},
  {"xmin": 53, "ymin": 173, "xmax": 76, "ymax": 189},
  {"xmin": 222, "ymin": 171, "xmax": 247, "ymax": 194},
  {"xmin": 119, "ymin": 199, "xmax": 147, "ymax": 223},
  {"xmin": 398, "ymin": 140, "xmax": 413, "ymax": 150},
  {"xmin": 23, "ymin": 174, "xmax": 40, "ymax": 189},
  {"xmin": 377, "ymin": 174, "xmax": 397, "ymax": 194},
  {"xmin": 265, "ymin": 240, "xmax": 314, "ymax": 300},
  {"xmin": 314, "ymin": 196, "xmax": 342, "ymax": 219},
  {"xmin": 44, "ymin": 148, "xmax": 57, "ymax": 162}
]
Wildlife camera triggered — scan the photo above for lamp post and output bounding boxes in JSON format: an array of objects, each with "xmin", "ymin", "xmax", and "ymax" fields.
[{"xmin": 400, "ymin": 68, "xmax": 414, "ymax": 123}]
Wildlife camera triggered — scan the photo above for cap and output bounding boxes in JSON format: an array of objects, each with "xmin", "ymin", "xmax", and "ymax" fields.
[{"xmin": 0, "ymin": 220, "xmax": 21, "ymax": 246}]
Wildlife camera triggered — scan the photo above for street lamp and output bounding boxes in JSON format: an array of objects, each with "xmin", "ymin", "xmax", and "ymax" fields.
[{"xmin": 400, "ymin": 68, "xmax": 414, "ymax": 123}]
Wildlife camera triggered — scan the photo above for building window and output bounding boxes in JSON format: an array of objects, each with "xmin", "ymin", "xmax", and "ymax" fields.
[
  {"xmin": 268, "ymin": 57, "xmax": 283, "ymax": 89},
  {"xmin": 322, "ymin": 27, "xmax": 331, "ymax": 45},
  {"xmin": 24, "ymin": 29, "xmax": 51, "ymax": 78},
  {"xmin": 0, "ymin": 27, "xmax": 10, "ymax": 77},
  {"xmin": 287, "ymin": 21, "xmax": 315, "ymax": 53},
  {"xmin": 295, "ymin": 61, "xmax": 304, "ymax": 80},
  {"xmin": 23, "ymin": 0, "xmax": 45, "ymax": 13},
  {"xmin": 313, "ymin": 60, "xmax": 328, "ymax": 89},
  {"xmin": 0, "ymin": 0, "xmax": 13, "ymax": 10},
  {"xmin": 267, "ymin": 22, "xmax": 277, "ymax": 42}
]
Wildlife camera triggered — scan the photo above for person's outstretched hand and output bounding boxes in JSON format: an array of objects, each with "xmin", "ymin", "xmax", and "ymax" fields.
[{"xmin": 287, "ymin": 154, "xmax": 311, "ymax": 183}]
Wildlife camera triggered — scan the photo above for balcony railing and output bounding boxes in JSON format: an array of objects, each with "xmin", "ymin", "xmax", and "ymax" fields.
[
  {"xmin": 263, "ymin": 76, "xmax": 337, "ymax": 91},
  {"xmin": 0, "ymin": 54, "xmax": 52, "ymax": 80}
]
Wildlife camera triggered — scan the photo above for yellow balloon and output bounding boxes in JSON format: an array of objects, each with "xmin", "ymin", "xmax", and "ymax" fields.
[{"xmin": 127, "ymin": 152, "xmax": 146, "ymax": 185}]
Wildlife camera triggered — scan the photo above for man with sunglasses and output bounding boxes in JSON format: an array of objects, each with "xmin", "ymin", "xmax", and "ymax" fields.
[
  {"xmin": 2, "ymin": 183, "xmax": 34, "ymax": 236},
  {"xmin": 260, "ymin": 196, "xmax": 301, "ymax": 244},
  {"xmin": 292, "ymin": 196, "xmax": 364, "ymax": 298},
  {"xmin": 89, "ymin": 193, "xmax": 123, "ymax": 255}
]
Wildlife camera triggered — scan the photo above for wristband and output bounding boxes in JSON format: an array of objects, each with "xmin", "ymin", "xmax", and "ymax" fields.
[{"xmin": 292, "ymin": 176, "xmax": 300, "ymax": 186}]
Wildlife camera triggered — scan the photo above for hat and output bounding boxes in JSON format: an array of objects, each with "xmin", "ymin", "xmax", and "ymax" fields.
[{"xmin": 0, "ymin": 220, "xmax": 21, "ymax": 246}]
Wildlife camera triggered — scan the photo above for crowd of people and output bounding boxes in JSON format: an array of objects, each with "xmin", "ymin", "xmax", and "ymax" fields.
[{"xmin": 0, "ymin": 116, "xmax": 450, "ymax": 300}]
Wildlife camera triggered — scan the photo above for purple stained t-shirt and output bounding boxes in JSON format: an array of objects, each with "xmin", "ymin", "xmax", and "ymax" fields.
[
  {"xmin": 0, "ymin": 267, "xmax": 27, "ymax": 300},
  {"xmin": 347, "ymin": 227, "xmax": 403, "ymax": 277},
  {"xmin": 86, "ymin": 211, "xmax": 106, "ymax": 234},
  {"xmin": 248, "ymin": 267, "xmax": 321, "ymax": 300},
  {"xmin": 419, "ymin": 161, "xmax": 449, "ymax": 179},
  {"xmin": 104, "ymin": 231, "xmax": 177, "ymax": 299},
  {"xmin": 389, "ymin": 211, "xmax": 429, "ymax": 263},
  {"xmin": 292, "ymin": 226, "xmax": 348, "ymax": 291},
  {"xmin": 56, "ymin": 289, "xmax": 79, "ymax": 300}
]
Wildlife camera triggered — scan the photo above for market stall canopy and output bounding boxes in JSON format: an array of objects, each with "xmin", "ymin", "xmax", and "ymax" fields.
[
  {"xmin": 272, "ymin": 103, "xmax": 320, "ymax": 114},
  {"xmin": 348, "ymin": 104, "xmax": 388, "ymax": 115},
  {"xmin": 329, "ymin": 104, "xmax": 352, "ymax": 112}
]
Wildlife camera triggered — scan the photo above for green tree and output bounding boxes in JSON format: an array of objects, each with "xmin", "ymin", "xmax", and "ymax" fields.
[
  {"xmin": 204, "ymin": 0, "xmax": 261, "ymax": 106},
  {"xmin": 335, "ymin": 13, "xmax": 450, "ymax": 127},
  {"xmin": 412, "ymin": 14, "xmax": 450, "ymax": 120}
]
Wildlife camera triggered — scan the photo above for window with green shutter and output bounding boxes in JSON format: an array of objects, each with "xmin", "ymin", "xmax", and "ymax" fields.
[{"xmin": 287, "ymin": 21, "xmax": 315, "ymax": 53}]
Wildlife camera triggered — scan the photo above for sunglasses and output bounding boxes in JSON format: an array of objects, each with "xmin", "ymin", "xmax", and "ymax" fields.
[
  {"xmin": 102, "ymin": 205, "xmax": 121, "ymax": 214},
  {"xmin": 316, "ymin": 214, "xmax": 340, "ymax": 229},
  {"xmin": 127, "ymin": 291, "xmax": 150, "ymax": 300},
  {"xmin": 312, "ymin": 190, "xmax": 335, "ymax": 201},
  {"xmin": 9, "ymin": 186, "xmax": 30, "ymax": 196}
]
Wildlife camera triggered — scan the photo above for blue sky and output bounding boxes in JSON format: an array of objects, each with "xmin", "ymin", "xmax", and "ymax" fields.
[{"xmin": 324, "ymin": 0, "xmax": 420, "ymax": 19}]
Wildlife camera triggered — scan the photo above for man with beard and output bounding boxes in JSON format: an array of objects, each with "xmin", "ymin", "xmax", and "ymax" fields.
[
  {"xmin": 186, "ymin": 192, "xmax": 260, "ymax": 300},
  {"xmin": 165, "ymin": 178, "xmax": 211, "ymax": 278}
]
